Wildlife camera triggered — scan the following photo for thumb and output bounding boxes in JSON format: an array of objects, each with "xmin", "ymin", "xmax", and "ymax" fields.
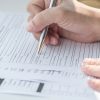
[{"xmin": 29, "ymin": 7, "xmax": 61, "ymax": 32}]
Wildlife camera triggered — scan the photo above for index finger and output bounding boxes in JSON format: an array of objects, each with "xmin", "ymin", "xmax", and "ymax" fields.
[{"xmin": 27, "ymin": 0, "xmax": 45, "ymax": 17}]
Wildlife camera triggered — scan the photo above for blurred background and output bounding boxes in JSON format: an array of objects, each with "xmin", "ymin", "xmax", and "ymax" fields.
[
  {"xmin": 0, "ymin": 0, "xmax": 28, "ymax": 12},
  {"xmin": 78, "ymin": 0, "xmax": 100, "ymax": 8},
  {"xmin": 0, "ymin": 0, "xmax": 100, "ymax": 12}
]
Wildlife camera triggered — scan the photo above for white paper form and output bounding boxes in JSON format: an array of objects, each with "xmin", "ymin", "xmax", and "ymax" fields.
[
  {"xmin": 0, "ymin": 13, "xmax": 99, "ymax": 68},
  {"xmin": 0, "ymin": 12, "xmax": 99, "ymax": 67},
  {"xmin": 0, "ymin": 12, "xmax": 99, "ymax": 99},
  {"xmin": 0, "ymin": 78, "xmax": 97, "ymax": 100},
  {"xmin": 0, "ymin": 13, "xmax": 100, "ymax": 81}
]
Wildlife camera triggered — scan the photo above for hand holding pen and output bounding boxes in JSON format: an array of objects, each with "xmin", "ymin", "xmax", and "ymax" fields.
[
  {"xmin": 27, "ymin": 0, "xmax": 99, "ymax": 50},
  {"xmin": 37, "ymin": 0, "xmax": 57, "ymax": 54},
  {"xmin": 27, "ymin": 0, "xmax": 100, "ymax": 91},
  {"xmin": 27, "ymin": 0, "xmax": 60, "ymax": 47}
]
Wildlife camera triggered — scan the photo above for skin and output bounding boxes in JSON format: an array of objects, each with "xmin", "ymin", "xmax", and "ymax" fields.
[
  {"xmin": 82, "ymin": 58, "xmax": 100, "ymax": 92},
  {"xmin": 27, "ymin": 0, "xmax": 100, "ymax": 92}
]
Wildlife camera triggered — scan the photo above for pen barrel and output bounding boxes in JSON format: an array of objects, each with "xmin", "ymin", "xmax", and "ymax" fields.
[
  {"xmin": 41, "ymin": 27, "xmax": 49, "ymax": 43},
  {"xmin": 49, "ymin": 0, "xmax": 57, "ymax": 8}
]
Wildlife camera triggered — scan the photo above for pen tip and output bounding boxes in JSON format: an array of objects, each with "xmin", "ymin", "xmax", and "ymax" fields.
[{"xmin": 37, "ymin": 47, "xmax": 41, "ymax": 55}]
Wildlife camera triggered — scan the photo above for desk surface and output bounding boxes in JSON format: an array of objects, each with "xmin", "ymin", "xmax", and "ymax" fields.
[
  {"xmin": 0, "ymin": 0, "xmax": 27, "ymax": 12},
  {"xmin": 0, "ymin": 0, "xmax": 100, "ymax": 100}
]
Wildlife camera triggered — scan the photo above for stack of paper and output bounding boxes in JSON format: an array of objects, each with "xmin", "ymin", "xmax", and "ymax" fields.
[{"xmin": 0, "ymin": 12, "xmax": 99, "ymax": 100}]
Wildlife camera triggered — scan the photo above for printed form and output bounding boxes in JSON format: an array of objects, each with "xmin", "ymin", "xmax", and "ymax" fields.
[{"xmin": 0, "ymin": 12, "xmax": 99, "ymax": 100}]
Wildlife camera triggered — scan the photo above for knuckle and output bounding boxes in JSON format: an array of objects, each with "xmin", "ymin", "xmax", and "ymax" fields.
[{"xmin": 32, "ymin": 15, "xmax": 42, "ymax": 29}]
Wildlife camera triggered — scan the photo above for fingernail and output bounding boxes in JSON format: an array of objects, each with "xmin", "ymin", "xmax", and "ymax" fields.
[{"xmin": 50, "ymin": 38, "xmax": 58, "ymax": 45}]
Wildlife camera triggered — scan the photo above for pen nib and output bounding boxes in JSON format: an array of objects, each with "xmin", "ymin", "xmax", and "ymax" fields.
[{"xmin": 37, "ymin": 43, "xmax": 45, "ymax": 55}]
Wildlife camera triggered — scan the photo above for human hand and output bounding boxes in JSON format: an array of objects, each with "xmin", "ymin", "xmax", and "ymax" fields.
[
  {"xmin": 82, "ymin": 58, "xmax": 100, "ymax": 92},
  {"xmin": 27, "ymin": 0, "xmax": 100, "ymax": 45}
]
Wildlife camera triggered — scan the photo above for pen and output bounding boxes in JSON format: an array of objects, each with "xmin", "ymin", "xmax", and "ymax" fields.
[{"xmin": 37, "ymin": 0, "xmax": 57, "ymax": 54}]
